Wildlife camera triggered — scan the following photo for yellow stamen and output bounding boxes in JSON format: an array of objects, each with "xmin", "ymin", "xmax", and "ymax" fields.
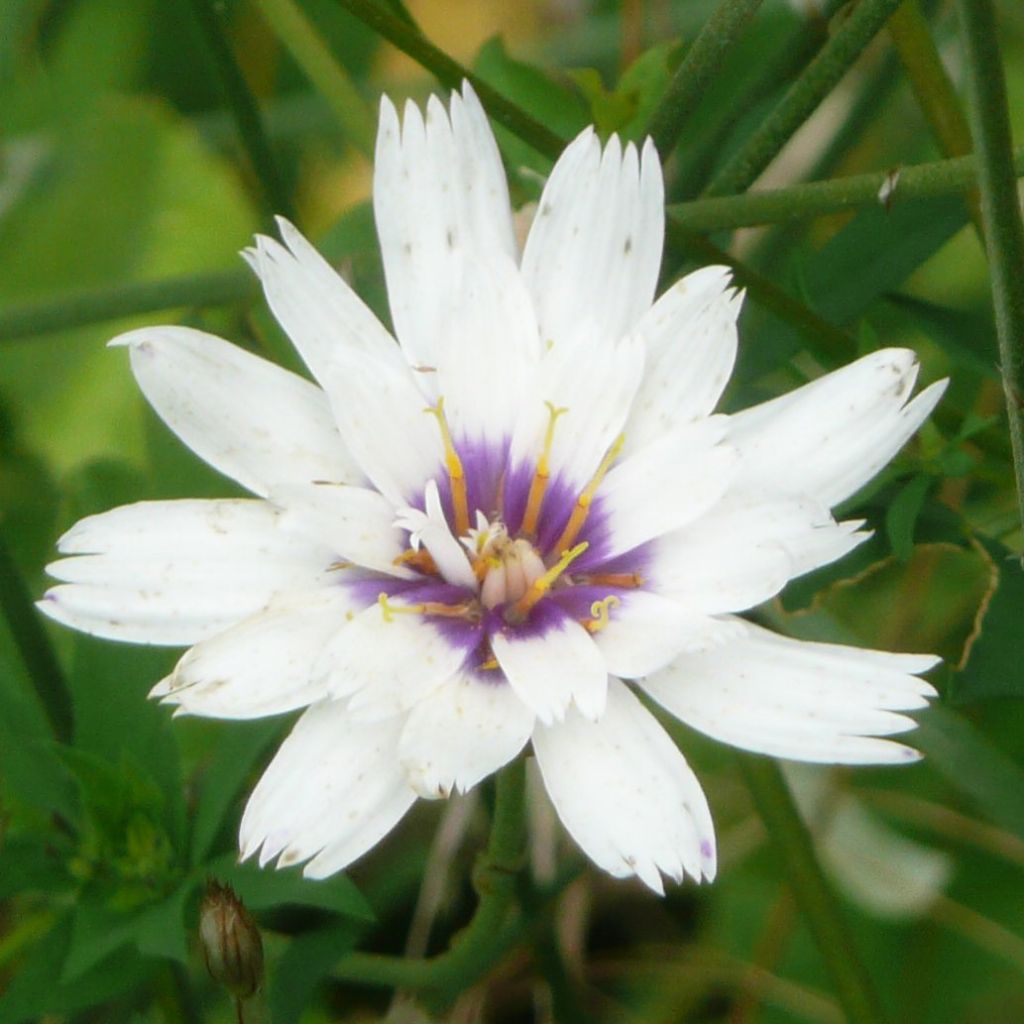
[
  {"xmin": 551, "ymin": 434, "xmax": 625, "ymax": 555},
  {"xmin": 378, "ymin": 592, "xmax": 478, "ymax": 623},
  {"xmin": 574, "ymin": 571, "xmax": 645, "ymax": 589},
  {"xmin": 584, "ymin": 595, "xmax": 620, "ymax": 634},
  {"xmin": 521, "ymin": 402, "xmax": 568, "ymax": 538},
  {"xmin": 478, "ymin": 657, "xmax": 500, "ymax": 671},
  {"xmin": 506, "ymin": 541, "xmax": 588, "ymax": 624},
  {"xmin": 327, "ymin": 559, "xmax": 354, "ymax": 571},
  {"xmin": 425, "ymin": 397, "xmax": 469, "ymax": 537},
  {"xmin": 392, "ymin": 548, "xmax": 438, "ymax": 575}
]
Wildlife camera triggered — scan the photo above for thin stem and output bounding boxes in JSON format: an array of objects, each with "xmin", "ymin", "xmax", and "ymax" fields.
[
  {"xmin": 738, "ymin": 755, "xmax": 890, "ymax": 1024},
  {"xmin": 0, "ymin": 268, "xmax": 256, "ymax": 343},
  {"xmin": 956, "ymin": 0, "xmax": 1024, "ymax": 536},
  {"xmin": 671, "ymin": 0, "xmax": 846, "ymax": 199},
  {"xmin": 331, "ymin": 0, "xmax": 565, "ymax": 161},
  {"xmin": 887, "ymin": 0, "xmax": 983, "ymax": 237},
  {"xmin": 644, "ymin": 0, "xmax": 765, "ymax": 159},
  {"xmin": 185, "ymin": 0, "xmax": 295, "ymax": 223},
  {"xmin": 0, "ymin": 531, "xmax": 73, "ymax": 744},
  {"xmin": 704, "ymin": 0, "xmax": 905, "ymax": 196},
  {"xmin": 253, "ymin": 0, "xmax": 377, "ymax": 158},
  {"xmin": 333, "ymin": 759, "xmax": 528, "ymax": 1000},
  {"xmin": 668, "ymin": 146, "xmax": 1024, "ymax": 232}
]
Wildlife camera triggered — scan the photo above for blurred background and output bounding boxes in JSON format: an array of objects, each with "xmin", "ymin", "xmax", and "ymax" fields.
[{"xmin": 2, "ymin": 0, "xmax": 1024, "ymax": 1021}]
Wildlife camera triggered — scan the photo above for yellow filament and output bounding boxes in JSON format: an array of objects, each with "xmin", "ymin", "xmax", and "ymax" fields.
[
  {"xmin": 551, "ymin": 434, "xmax": 625, "ymax": 555},
  {"xmin": 378, "ymin": 593, "xmax": 477, "ymax": 623},
  {"xmin": 521, "ymin": 402, "xmax": 568, "ymax": 538},
  {"xmin": 584, "ymin": 595, "xmax": 620, "ymax": 634},
  {"xmin": 425, "ymin": 397, "xmax": 469, "ymax": 537},
  {"xmin": 478, "ymin": 657, "xmax": 500, "ymax": 671},
  {"xmin": 506, "ymin": 541, "xmax": 588, "ymax": 623}
]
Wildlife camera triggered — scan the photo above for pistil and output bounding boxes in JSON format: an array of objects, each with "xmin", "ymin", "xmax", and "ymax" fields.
[
  {"xmin": 505, "ymin": 541, "xmax": 589, "ymax": 624},
  {"xmin": 425, "ymin": 398, "xmax": 470, "ymax": 537},
  {"xmin": 550, "ymin": 434, "xmax": 625, "ymax": 555},
  {"xmin": 521, "ymin": 402, "xmax": 568, "ymax": 538}
]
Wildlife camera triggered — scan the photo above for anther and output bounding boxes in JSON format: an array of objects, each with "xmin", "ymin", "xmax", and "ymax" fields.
[
  {"xmin": 505, "ymin": 541, "xmax": 589, "ymax": 624},
  {"xmin": 424, "ymin": 397, "xmax": 469, "ymax": 537},
  {"xmin": 574, "ymin": 571, "xmax": 644, "ymax": 589},
  {"xmin": 521, "ymin": 402, "xmax": 568, "ymax": 538},
  {"xmin": 550, "ymin": 434, "xmax": 625, "ymax": 554},
  {"xmin": 378, "ymin": 592, "xmax": 479, "ymax": 623}
]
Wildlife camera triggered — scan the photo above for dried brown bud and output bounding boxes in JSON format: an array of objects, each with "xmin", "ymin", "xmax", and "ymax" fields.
[{"xmin": 199, "ymin": 881, "xmax": 264, "ymax": 999}]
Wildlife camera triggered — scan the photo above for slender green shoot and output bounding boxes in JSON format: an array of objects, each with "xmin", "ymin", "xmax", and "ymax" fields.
[{"xmin": 956, "ymin": 0, "xmax": 1024, "ymax": 537}]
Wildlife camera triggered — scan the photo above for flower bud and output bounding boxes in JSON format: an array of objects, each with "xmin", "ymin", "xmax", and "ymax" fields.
[{"xmin": 199, "ymin": 881, "xmax": 264, "ymax": 999}]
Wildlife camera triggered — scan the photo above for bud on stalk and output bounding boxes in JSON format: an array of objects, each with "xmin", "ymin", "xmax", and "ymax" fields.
[{"xmin": 199, "ymin": 880, "xmax": 265, "ymax": 1001}]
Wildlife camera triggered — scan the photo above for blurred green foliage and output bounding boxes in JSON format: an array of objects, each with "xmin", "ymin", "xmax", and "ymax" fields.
[{"xmin": 2, "ymin": 0, "xmax": 1024, "ymax": 1021}]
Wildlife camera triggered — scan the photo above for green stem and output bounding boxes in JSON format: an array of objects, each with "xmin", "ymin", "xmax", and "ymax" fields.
[
  {"xmin": 185, "ymin": 0, "xmax": 295, "ymax": 223},
  {"xmin": 644, "ymin": 0, "xmax": 765, "ymax": 159},
  {"xmin": 887, "ymin": 0, "xmax": 984, "ymax": 237},
  {"xmin": 332, "ymin": 0, "xmax": 564, "ymax": 161},
  {"xmin": 0, "ymin": 531, "xmax": 73, "ymax": 744},
  {"xmin": 668, "ymin": 146, "xmax": 1024, "ymax": 232},
  {"xmin": 0, "ymin": 268, "xmax": 256, "ymax": 343},
  {"xmin": 671, "ymin": 0, "xmax": 846, "ymax": 199},
  {"xmin": 738, "ymin": 755, "xmax": 890, "ymax": 1024},
  {"xmin": 955, "ymin": 0, "xmax": 1024, "ymax": 536},
  {"xmin": 334, "ymin": 759, "xmax": 527, "ymax": 999},
  {"xmin": 704, "ymin": 0, "xmax": 905, "ymax": 196},
  {"xmin": 253, "ymin": 0, "xmax": 377, "ymax": 158}
]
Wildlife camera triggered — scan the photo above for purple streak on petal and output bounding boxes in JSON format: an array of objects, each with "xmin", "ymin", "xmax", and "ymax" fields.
[
  {"xmin": 500, "ymin": 460, "xmax": 533, "ymax": 535},
  {"xmin": 486, "ymin": 595, "xmax": 575, "ymax": 645},
  {"xmin": 700, "ymin": 839, "xmax": 714, "ymax": 860},
  {"xmin": 419, "ymin": 435, "xmax": 509, "ymax": 534}
]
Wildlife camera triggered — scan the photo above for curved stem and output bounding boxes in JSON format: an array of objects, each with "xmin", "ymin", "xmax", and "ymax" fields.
[
  {"xmin": 333, "ymin": 759, "xmax": 527, "ymax": 1001},
  {"xmin": 737, "ymin": 755, "xmax": 890, "ymax": 1024},
  {"xmin": 955, "ymin": 0, "xmax": 1024, "ymax": 539}
]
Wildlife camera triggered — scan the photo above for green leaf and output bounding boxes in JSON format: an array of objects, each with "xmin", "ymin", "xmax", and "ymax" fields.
[
  {"xmin": 885, "ymin": 474, "xmax": 932, "ymax": 561},
  {"xmin": 189, "ymin": 718, "xmax": 282, "ymax": 867},
  {"xmin": 0, "ymin": 835, "xmax": 73, "ymax": 900},
  {"xmin": 270, "ymin": 922, "xmax": 359, "ymax": 1024},
  {"xmin": 951, "ymin": 536, "xmax": 1024, "ymax": 703},
  {"xmin": 207, "ymin": 854, "xmax": 375, "ymax": 922},
  {"xmin": 915, "ymin": 703, "xmax": 1024, "ymax": 838},
  {"xmin": 0, "ymin": 912, "xmax": 153, "ymax": 1023}
]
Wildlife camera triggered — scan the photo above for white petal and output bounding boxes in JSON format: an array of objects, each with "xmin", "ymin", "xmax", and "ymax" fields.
[
  {"xmin": 728, "ymin": 349, "xmax": 948, "ymax": 508},
  {"xmin": 652, "ymin": 492, "xmax": 869, "ymax": 615},
  {"xmin": 431, "ymin": 250, "xmax": 541, "ymax": 447},
  {"xmin": 374, "ymin": 85, "xmax": 516, "ymax": 371},
  {"xmin": 315, "ymin": 600, "xmax": 474, "ymax": 718},
  {"xmin": 246, "ymin": 220, "xmax": 396, "ymax": 389},
  {"xmin": 625, "ymin": 267, "xmax": 742, "ymax": 454},
  {"xmin": 239, "ymin": 701, "xmax": 415, "ymax": 877},
  {"xmin": 320, "ymin": 348, "xmax": 444, "ymax": 507},
  {"xmin": 398, "ymin": 675, "xmax": 533, "ymax": 798},
  {"xmin": 642, "ymin": 619, "xmax": 939, "ymax": 764},
  {"xmin": 533, "ymin": 677, "xmax": 715, "ymax": 890},
  {"xmin": 491, "ymin": 612, "xmax": 607, "ymax": 725},
  {"xmin": 598, "ymin": 417, "xmax": 738, "ymax": 560},
  {"xmin": 593, "ymin": 591, "xmax": 743, "ymax": 679},
  {"xmin": 153, "ymin": 588, "xmax": 355, "ymax": 719},
  {"xmin": 40, "ymin": 500, "xmax": 332, "ymax": 645},
  {"xmin": 510, "ymin": 331, "xmax": 645, "ymax": 492},
  {"xmin": 111, "ymin": 326, "xmax": 357, "ymax": 497},
  {"xmin": 270, "ymin": 482, "xmax": 413, "ymax": 578},
  {"xmin": 522, "ymin": 132, "xmax": 663, "ymax": 358},
  {"xmin": 393, "ymin": 481, "xmax": 476, "ymax": 588}
]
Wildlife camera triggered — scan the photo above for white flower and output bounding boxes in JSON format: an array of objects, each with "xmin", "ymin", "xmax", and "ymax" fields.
[{"xmin": 39, "ymin": 83, "xmax": 946, "ymax": 893}]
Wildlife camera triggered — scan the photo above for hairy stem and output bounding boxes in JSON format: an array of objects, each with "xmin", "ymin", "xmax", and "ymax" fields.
[
  {"xmin": 645, "ymin": 0, "xmax": 764, "ymax": 159},
  {"xmin": 955, "ymin": 0, "xmax": 1024, "ymax": 538},
  {"xmin": 704, "ymin": 0, "xmax": 905, "ymax": 196}
]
